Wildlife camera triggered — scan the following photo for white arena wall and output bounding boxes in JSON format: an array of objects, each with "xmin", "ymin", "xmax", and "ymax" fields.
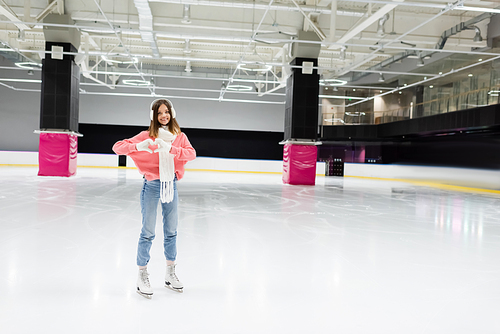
[
  {"xmin": 0, "ymin": 151, "xmax": 326, "ymax": 176},
  {"xmin": 3, "ymin": 150, "xmax": 500, "ymax": 190}
]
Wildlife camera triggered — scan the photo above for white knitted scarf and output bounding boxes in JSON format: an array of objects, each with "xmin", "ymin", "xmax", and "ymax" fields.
[{"xmin": 158, "ymin": 127, "xmax": 177, "ymax": 203}]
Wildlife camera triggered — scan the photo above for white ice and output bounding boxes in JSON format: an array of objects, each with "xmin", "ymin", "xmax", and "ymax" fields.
[{"xmin": 1, "ymin": 166, "xmax": 500, "ymax": 333}]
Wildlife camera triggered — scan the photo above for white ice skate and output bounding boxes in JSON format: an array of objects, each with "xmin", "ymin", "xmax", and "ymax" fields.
[
  {"xmin": 165, "ymin": 264, "xmax": 183, "ymax": 293},
  {"xmin": 137, "ymin": 268, "xmax": 153, "ymax": 299}
]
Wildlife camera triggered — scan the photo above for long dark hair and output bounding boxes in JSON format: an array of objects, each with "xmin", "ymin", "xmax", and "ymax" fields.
[{"xmin": 148, "ymin": 99, "xmax": 181, "ymax": 138}]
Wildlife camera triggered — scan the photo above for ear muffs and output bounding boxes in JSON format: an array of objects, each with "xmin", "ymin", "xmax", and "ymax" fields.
[{"xmin": 150, "ymin": 98, "xmax": 176, "ymax": 121}]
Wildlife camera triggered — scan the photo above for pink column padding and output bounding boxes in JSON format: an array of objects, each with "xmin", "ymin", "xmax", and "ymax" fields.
[
  {"xmin": 283, "ymin": 144, "xmax": 317, "ymax": 185},
  {"xmin": 38, "ymin": 133, "xmax": 78, "ymax": 177}
]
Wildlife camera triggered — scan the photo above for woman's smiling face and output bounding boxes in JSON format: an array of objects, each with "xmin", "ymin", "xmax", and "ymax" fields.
[{"xmin": 158, "ymin": 104, "xmax": 171, "ymax": 126}]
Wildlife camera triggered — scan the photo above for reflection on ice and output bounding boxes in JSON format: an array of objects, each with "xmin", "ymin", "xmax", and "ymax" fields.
[{"xmin": 1, "ymin": 166, "xmax": 500, "ymax": 333}]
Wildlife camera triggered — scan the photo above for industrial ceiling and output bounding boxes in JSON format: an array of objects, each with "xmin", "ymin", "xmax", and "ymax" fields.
[{"xmin": 1, "ymin": 0, "xmax": 499, "ymax": 105}]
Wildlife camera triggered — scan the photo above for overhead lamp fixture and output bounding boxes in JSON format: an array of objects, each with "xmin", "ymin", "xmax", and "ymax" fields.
[
  {"xmin": 472, "ymin": 26, "xmax": 483, "ymax": 43},
  {"xmin": 319, "ymin": 78, "xmax": 347, "ymax": 86},
  {"xmin": 237, "ymin": 63, "xmax": 272, "ymax": 72},
  {"xmin": 226, "ymin": 84, "xmax": 253, "ymax": 91},
  {"xmin": 416, "ymin": 57, "xmax": 425, "ymax": 67},
  {"xmin": 27, "ymin": 70, "xmax": 34, "ymax": 75},
  {"xmin": 15, "ymin": 62, "xmax": 41, "ymax": 69},
  {"xmin": 456, "ymin": 5, "xmax": 500, "ymax": 15},
  {"xmin": 488, "ymin": 90, "xmax": 500, "ymax": 96},
  {"xmin": 182, "ymin": 5, "xmax": 191, "ymax": 24},
  {"xmin": 378, "ymin": 73, "xmax": 385, "ymax": 82},
  {"xmin": 185, "ymin": 60, "xmax": 192, "ymax": 73},
  {"xmin": 101, "ymin": 56, "xmax": 139, "ymax": 64},
  {"xmin": 376, "ymin": 13, "xmax": 390, "ymax": 37},
  {"xmin": 339, "ymin": 47, "xmax": 346, "ymax": 61},
  {"xmin": 123, "ymin": 79, "xmax": 151, "ymax": 86},
  {"xmin": 184, "ymin": 39, "xmax": 192, "ymax": 54}
]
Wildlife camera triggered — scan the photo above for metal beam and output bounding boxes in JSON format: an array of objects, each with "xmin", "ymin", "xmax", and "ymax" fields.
[
  {"xmin": 0, "ymin": 0, "xmax": 30, "ymax": 30},
  {"xmin": 330, "ymin": 3, "xmax": 400, "ymax": 49}
]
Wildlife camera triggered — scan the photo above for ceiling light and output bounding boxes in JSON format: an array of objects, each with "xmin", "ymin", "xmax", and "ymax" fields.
[
  {"xmin": 429, "ymin": 85, "xmax": 434, "ymax": 88},
  {"xmin": 27, "ymin": 70, "xmax": 34, "ymax": 75},
  {"xmin": 15, "ymin": 62, "xmax": 41, "ymax": 69},
  {"xmin": 478, "ymin": 58, "xmax": 483, "ymax": 62},
  {"xmin": 468, "ymin": 73, "xmax": 473, "ymax": 77},
  {"xmin": 339, "ymin": 47, "xmax": 346, "ymax": 61},
  {"xmin": 376, "ymin": 13, "xmax": 389, "ymax": 37},
  {"xmin": 378, "ymin": 73, "xmax": 385, "ymax": 82},
  {"xmin": 319, "ymin": 79, "xmax": 347, "ymax": 86},
  {"xmin": 488, "ymin": 90, "xmax": 500, "ymax": 95},
  {"xmin": 416, "ymin": 58, "xmax": 425, "ymax": 67},
  {"xmin": 237, "ymin": 63, "xmax": 272, "ymax": 72},
  {"xmin": 473, "ymin": 26, "xmax": 483, "ymax": 43},
  {"xmin": 456, "ymin": 6, "xmax": 500, "ymax": 14},
  {"xmin": 185, "ymin": 60, "xmax": 192, "ymax": 73},
  {"xmin": 123, "ymin": 79, "xmax": 151, "ymax": 86},
  {"xmin": 184, "ymin": 39, "xmax": 192, "ymax": 54},
  {"xmin": 226, "ymin": 84, "xmax": 253, "ymax": 91},
  {"xmin": 181, "ymin": 4, "xmax": 191, "ymax": 24},
  {"xmin": 439, "ymin": 72, "xmax": 443, "ymax": 75},
  {"xmin": 101, "ymin": 56, "xmax": 138, "ymax": 64}
]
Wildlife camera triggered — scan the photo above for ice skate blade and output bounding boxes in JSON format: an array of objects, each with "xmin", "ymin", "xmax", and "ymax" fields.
[
  {"xmin": 165, "ymin": 283, "xmax": 183, "ymax": 293},
  {"xmin": 137, "ymin": 288, "xmax": 153, "ymax": 299}
]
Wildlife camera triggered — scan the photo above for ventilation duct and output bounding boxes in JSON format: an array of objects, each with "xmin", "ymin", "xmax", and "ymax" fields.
[
  {"xmin": 133, "ymin": 0, "xmax": 160, "ymax": 58},
  {"xmin": 291, "ymin": 31, "xmax": 321, "ymax": 59}
]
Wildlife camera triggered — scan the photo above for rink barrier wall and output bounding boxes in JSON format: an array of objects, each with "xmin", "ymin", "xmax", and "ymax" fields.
[
  {"xmin": 344, "ymin": 163, "xmax": 500, "ymax": 191},
  {"xmin": 3, "ymin": 151, "xmax": 500, "ymax": 192},
  {"xmin": 0, "ymin": 151, "xmax": 326, "ymax": 176}
]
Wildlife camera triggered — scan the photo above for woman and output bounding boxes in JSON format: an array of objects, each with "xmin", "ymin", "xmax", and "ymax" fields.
[{"xmin": 113, "ymin": 99, "xmax": 196, "ymax": 299}]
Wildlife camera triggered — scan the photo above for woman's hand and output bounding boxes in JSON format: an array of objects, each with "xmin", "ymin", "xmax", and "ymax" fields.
[
  {"xmin": 136, "ymin": 138, "xmax": 155, "ymax": 153},
  {"xmin": 153, "ymin": 138, "xmax": 172, "ymax": 153}
]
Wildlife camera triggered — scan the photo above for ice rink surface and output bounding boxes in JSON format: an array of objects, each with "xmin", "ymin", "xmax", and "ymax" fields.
[{"xmin": 1, "ymin": 166, "xmax": 500, "ymax": 333}]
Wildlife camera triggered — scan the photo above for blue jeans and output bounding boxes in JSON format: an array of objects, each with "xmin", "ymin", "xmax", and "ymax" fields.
[{"xmin": 137, "ymin": 178, "xmax": 178, "ymax": 266}]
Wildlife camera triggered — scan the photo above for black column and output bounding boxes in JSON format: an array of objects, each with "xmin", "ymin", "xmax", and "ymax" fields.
[
  {"xmin": 40, "ymin": 42, "xmax": 80, "ymax": 132},
  {"xmin": 284, "ymin": 57, "xmax": 319, "ymax": 141}
]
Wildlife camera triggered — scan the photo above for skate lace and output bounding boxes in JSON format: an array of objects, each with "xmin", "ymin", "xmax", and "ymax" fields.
[
  {"xmin": 141, "ymin": 270, "xmax": 151, "ymax": 288},
  {"xmin": 169, "ymin": 266, "xmax": 179, "ymax": 282}
]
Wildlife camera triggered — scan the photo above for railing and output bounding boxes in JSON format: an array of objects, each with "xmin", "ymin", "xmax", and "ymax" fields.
[{"xmin": 322, "ymin": 85, "xmax": 500, "ymax": 126}]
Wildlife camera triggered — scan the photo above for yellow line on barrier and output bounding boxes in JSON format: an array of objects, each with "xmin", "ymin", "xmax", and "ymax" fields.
[
  {"xmin": 185, "ymin": 168, "xmax": 325, "ymax": 176},
  {"xmin": 345, "ymin": 175, "xmax": 500, "ymax": 195},
  {"xmin": 0, "ymin": 164, "xmax": 324, "ymax": 176},
  {"xmin": 0, "ymin": 164, "xmax": 38, "ymax": 167},
  {"xmin": 79, "ymin": 165, "xmax": 137, "ymax": 169},
  {"xmin": 185, "ymin": 168, "xmax": 281, "ymax": 175}
]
